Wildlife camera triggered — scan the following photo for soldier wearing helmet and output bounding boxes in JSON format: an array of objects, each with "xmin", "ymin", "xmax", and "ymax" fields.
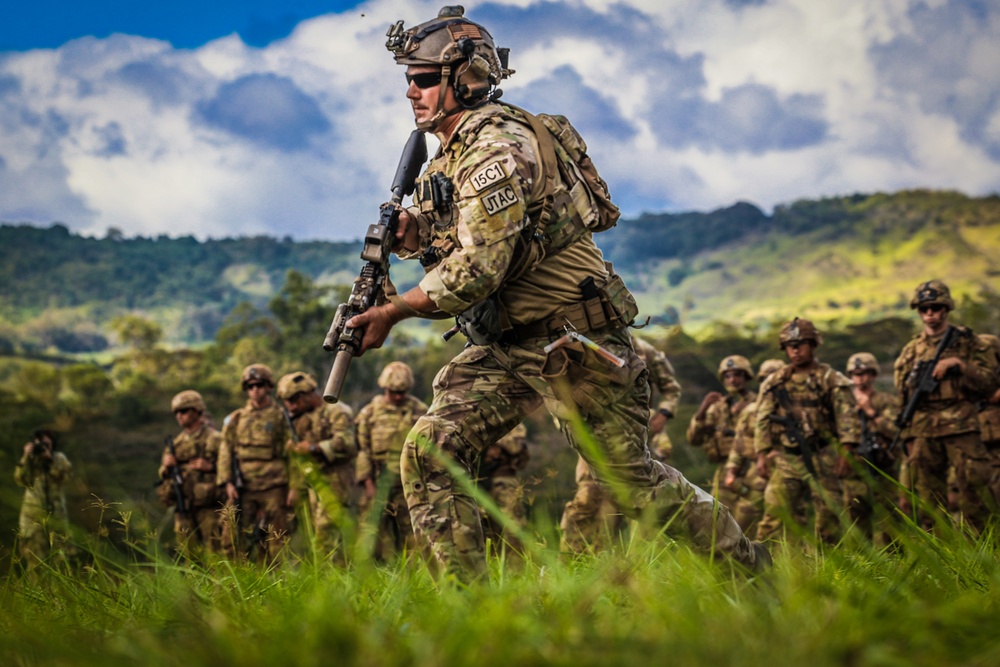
[
  {"xmin": 15, "ymin": 428, "xmax": 72, "ymax": 568},
  {"xmin": 893, "ymin": 280, "xmax": 999, "ymax": 533},
  {"xmin": 344, "ymin": 6, "xmax": 769, "ymax": 580},
  {"xmin": 560, "ymin": 333, "xmax": 682, "ymax": 555},
  {"xmin": 687, "ymin": 355, "xmax": 756, "ymax": 516},
  {"xmin": 278, "ymin": 371, "xmax": 358, "ymax": 560},
  {"xmin": 754, "ymin": 318, "xmax": 861, "ymax": 544},
  {"xmin": 842, "ymin": 354, "xmax": 901, "ymax": 546},
  {"xmin": 217, "ymin": 364, "xmax": 295, "ymax": 562},
  {"xmin": 158, "ymin": 390, "xmax": 224, "ymax": 556},
  {"xmin": 355, "ymin": 361, "xmax": 427, "ymax": 561}
]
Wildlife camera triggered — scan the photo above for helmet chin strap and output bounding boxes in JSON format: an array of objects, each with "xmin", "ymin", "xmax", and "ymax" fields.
[{"xmin": 415, "ymin": 65, "xmax": 464, "ymax": 133}]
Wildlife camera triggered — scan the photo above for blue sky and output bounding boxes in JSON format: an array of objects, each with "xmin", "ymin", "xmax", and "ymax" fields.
[{"xmin": 1, "ymin": 0, "xmax": 998, "ymax": 241}]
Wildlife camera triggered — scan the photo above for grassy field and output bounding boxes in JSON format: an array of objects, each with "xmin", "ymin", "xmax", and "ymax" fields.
[{"xmin": 3, "ymin": 509, "xmax": 1000, "ymax": 667}]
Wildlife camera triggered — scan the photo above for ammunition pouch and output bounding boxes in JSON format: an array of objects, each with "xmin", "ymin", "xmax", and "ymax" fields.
[{"xmin": 455, "ymin": 296, "xmax": 504, "ymax": 346}]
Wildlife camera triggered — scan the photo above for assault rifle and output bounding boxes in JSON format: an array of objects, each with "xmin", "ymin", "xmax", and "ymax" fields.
[
  {"xmin": 889, "ymin": 324, "xmax": 958, "ymax": 451},
  {"xmin": 766, "ymin": 385, "xmax": 819, "ymax": 478},
  {"xmin": 322, "ymin": 130, "xmax": 428, "ymax": 403},
  {"xmin": 165, "ymin": 436, "xmax": 189, "ymax": 516}
]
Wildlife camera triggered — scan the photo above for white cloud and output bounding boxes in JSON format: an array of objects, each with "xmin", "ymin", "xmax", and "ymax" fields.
[{"xmin": 0, "ymin": 0, "xmax": 998, "ymax": 240}]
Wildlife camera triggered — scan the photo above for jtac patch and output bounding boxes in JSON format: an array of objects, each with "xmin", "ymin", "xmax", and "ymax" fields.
[
  {"xmin": 470, "ymin": 161, "xmax": 507, "ymax": 192},
  {"xmin": 481, "ymin": 186, "xmax": 519, "ymax": 216}
]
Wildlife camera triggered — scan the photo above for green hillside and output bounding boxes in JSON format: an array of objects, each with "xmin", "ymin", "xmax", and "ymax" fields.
[{"xmin": 1, "ymin": 189, "xmax": 998, "ymax": 354}]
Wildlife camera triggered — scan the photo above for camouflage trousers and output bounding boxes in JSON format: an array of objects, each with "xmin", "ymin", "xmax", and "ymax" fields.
[
  {"xmin": 559, "ymin": 476, "xmax": 625, "ymax": 554},
  {"xmin": 482, "ymin": 474, "xmax": 529, "ymax": 551},
  {"xmin": 307, "ymin": 464, "xmax": 356, "ymax": 561},
  {"xmin": 221, "ymin": 486, "xmax": 291, "ymax": 563},
  {"xmin": 757, "ymin": 446, "xmax": 845, "ymax": 544},
  {"xmin": 361, "ymin": 477, "xmax": 417, "ymax": 562},
  {"xmin": 173, "ymin": 505, "xmax": 223, "ymax": 556},
  {"xmin": 401, "ymin": 327, "xmax": 759, "ymax": 583},
  {"xmin": 17, "ymin": 515, "xmax": 70, "ymax": 569},
  {"xmin": 729, "ymin": 467, "xmax": 766, "ymax": 538},
  {"xmin": 903, "ymin": 432, "xmax": 996, "ymax": 533}
]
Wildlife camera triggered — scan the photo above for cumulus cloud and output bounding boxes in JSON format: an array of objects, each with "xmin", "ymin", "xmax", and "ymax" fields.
[{"xmin": 0, "ymin": 0, "xmax": 998, "ymax": 240}]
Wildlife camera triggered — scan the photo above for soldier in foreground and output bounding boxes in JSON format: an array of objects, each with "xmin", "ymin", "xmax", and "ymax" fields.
[
  {"xmin": 893, "ymin": 281, "xmax": 998, "ymax": 532},
  {"xmin": 688, "ymin": 355, "xmax": 757, "ymax": 514},
  {"xmin": 15, "ymin": 429, "xmax": 72, "ymax": 569},
  {"xmin": 159, "ymin": 390, "xmax": 223, "ymax": 555},
  {"xmin": 346, "ymin": 7, "xmax": 769, "ymax": 581},
  {"xmin": 277, "ymin": 371, "xmax": 358, "ymax": 560},
  {"xmin": 217, "ymin": 364, "xmax": 296, "ymax": 562},
  {"xmin": 477, "ymin": 422, "xmax": 531, "ymax": 551},
  {"xmin": 755, "ymin": 318, "xmax": 860, "ymax": 544},
  {"xmin": 724, "ymin": 359, "xmax": 785, "ymax": 536},
  {"xmin": 559, "ymin": 334, "xmax": 681, "ymax": 555},
  {"xmin": 355, "ymin": 362, "xmax": 427, "ymax": 561},
  {"xmin": 843, "ymin": 353, "xmax": 900, "ymax": 545}
]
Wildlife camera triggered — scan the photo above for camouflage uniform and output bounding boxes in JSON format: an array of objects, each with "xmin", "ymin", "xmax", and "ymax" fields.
[
  {"xmin": 387, "ymin": 8, "xmax": 764, "ymax": 582},
  {"xmin": 894, "ymin": 325, "xmax": 998, "ymax": 532},
  {"xmin": 687, "ymin": 356, "xmax": 756, "ymax": 514},
  {"xmin": 977, "ymin": 334, "xmax": 1000, "ymax": 506},
  {"xmin": 15, "ymin": 443, "xmax": 72, "ymax": 567},
  {"xmin": 755, "ymin": 321, "xmax": 860, "ymax": 544},
  {"xmin": 217, "ymin": 397, "xmax": 294, "ymax": 562},
  {"xmin": 724, "ymin": 360, "xmax": 785, "ymax": 535},
  {"xmin": 160, "ymin": 423, "xmax": 224, "ymax": 554},
  {"xmin": 356, "ymin": 392, "xmax": 428, "ymax": 560},
  {"xmin": 289, "ymin": 400, "xmax": 358, "ymax": 556},
  {"xmin": 477, "ymin": 422, "xmax": 530, "ymax": 549},
  {"xmin": 559, "ymin": 334, "xmax": 681, "ymax": 554}
]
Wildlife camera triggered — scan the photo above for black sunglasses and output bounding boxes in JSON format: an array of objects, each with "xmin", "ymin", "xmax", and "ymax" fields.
[
  {"xmin": 244, "ymin": 382, "xmax": 269, "ymax": 390},
  {"xmin": 918, "ymin": 304, "xmax": 946, "ymax": 314},
  {"xmin": 173, "ymin": 407, "xmax": 196, "ymax": 415},
  {"xmin": 406, "ymin": 71, "xmax": 444, "ymax": 89}
]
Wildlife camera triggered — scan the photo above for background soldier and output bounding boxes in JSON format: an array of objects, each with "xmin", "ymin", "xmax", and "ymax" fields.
[
  {"xmin": 217, "ymin": 364, "xmax": 295, "ymax": 563},
  {"xmin": 355, "ymin": 361, "xmax": 427, "ymax": 561},
  {"xmin": 477, "ymin": 421, "xmax": 530, "ymax": 551},
  {"xmin": 724, "ymin": 359, "xmax": 785, "ymax": 536},
  {"xmin": 15, "ymin": 428, "xmax": 72, "ymax": 569},
  {"xmin": 844, "ymin": 353, "xmax": 900, "ymax": 545},
  {"xmin": 277, "ymin": 371, "xmax": 358, "ymax": 561},
  {"xmin": 893, "ymin": 281, "xmax": 999, "ymax": 532},
  {"xmin": 159, "ymin": 390, "xmax": 223, "ymax": 556},
  {"xmin": 559, "ymin": 333, "xmax": 681, "ymax": 555},
  {"xmin": 755, "ymin": 318, "xmax": 860, "ymax": 545},
  {"xmin": 977, "ymin": 334, "xmax": 1000, "ymax": 506},
  {"xmin": 349, "ymin": 7, "xmax": 768, "ymax": 581},
  {"xmin": 688, "ymin": 355, "xmax": 756, "ymax": 514}
]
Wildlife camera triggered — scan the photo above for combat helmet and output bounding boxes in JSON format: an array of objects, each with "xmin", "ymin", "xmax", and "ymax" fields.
[
  {"xmin": 276, "ymin": 372, "xmax": 318, "ymax": 401},
  {"xmin": 910, "ymin": 280, "xmax": 955, "ymax": 311},
  {"xmin": 386, "ymin": 5, "xmax": 513, "ymax": 130},
  {"xmin": 757, "ymin": 359, "xmax": 785, "ymax": 381},
  {"xmin": 778, "ymin": 317, "xmax": 822, "ymax": 348},
  {"xmin": 717, "ymin": 355, "xmax": 753, "ymax": 381},
  {"xmin": 171, "ymin": 390, "xmax": 206, "ymax": 413},
  {"xmin": 846, "ymin": 352, "xmax": 880, "ymax": 376},
  {"xmin": 378, "ymin": 361, "xmax": 414, "ymax": 392},
  {"xmin": 241, "ymin": 364, "xmax": 274, "ymax": 390}
]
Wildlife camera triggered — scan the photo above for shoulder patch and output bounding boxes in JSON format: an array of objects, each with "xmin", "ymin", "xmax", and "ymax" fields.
[
  {"xmin": 470, "ymin": 160, "xmax": 508, "ymax": 192},
  {"xmin": 480, "ymin": 185, "xmax": 519, "ymax": 217}
]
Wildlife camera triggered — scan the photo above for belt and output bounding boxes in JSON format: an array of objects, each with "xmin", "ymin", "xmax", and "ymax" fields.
[{"xmin": 500, "ymin": 298, "xmax": 614, "ymax": 344}]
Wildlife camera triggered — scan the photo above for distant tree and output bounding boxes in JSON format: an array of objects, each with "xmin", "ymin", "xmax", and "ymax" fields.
[{"xmin": 111, "ymin": 315, "xmax": 162, "ymax": 351}]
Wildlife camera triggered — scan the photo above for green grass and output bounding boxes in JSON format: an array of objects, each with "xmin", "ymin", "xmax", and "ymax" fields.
[{"xmin": 3, "ymin": 513, "xmax": 1000, "ymax": 667}]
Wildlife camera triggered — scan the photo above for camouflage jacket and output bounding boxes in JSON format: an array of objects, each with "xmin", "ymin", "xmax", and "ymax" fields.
[
  {"xmin": 755, "ymin": 362, "xmax": 860, "ymax": 454},
  {"xmin": 894, "ymin": 326, "xmax": 998, "ymax": 438},
  {"xmin": 160, "ymin": 424, "xmax": 223, "ymax": 508},
  {"xmin": 291, "ymin": 402, "xmax": 357, "ymax": 471},
  {"xmin": 856, "ymin": 389, "xmax": 900, "ymax": 447},
  {"xmin": 399, "ymin": 103, "xmax": 613, "ymax": 325},
  {"xmin": 480, "ymin": 422, "xmax": 529, "ymax": 480},
  {"xmin": 632, "ymin": 335, "xmax": 681, "ymax": 416},
  {"xmin": 15, "ymin": 450, "xmax": 71, "ymax": 525},
  {"xmin": 355, "ymin": 394, "xmax": 427, "ymax": 482},
  {"xmin": 688, "ymin": 387, "xmax": 755, "ymax": 463},
  {"xmin": 218, "ymin": 399, "xmax": 292, "ymax": 493}
]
